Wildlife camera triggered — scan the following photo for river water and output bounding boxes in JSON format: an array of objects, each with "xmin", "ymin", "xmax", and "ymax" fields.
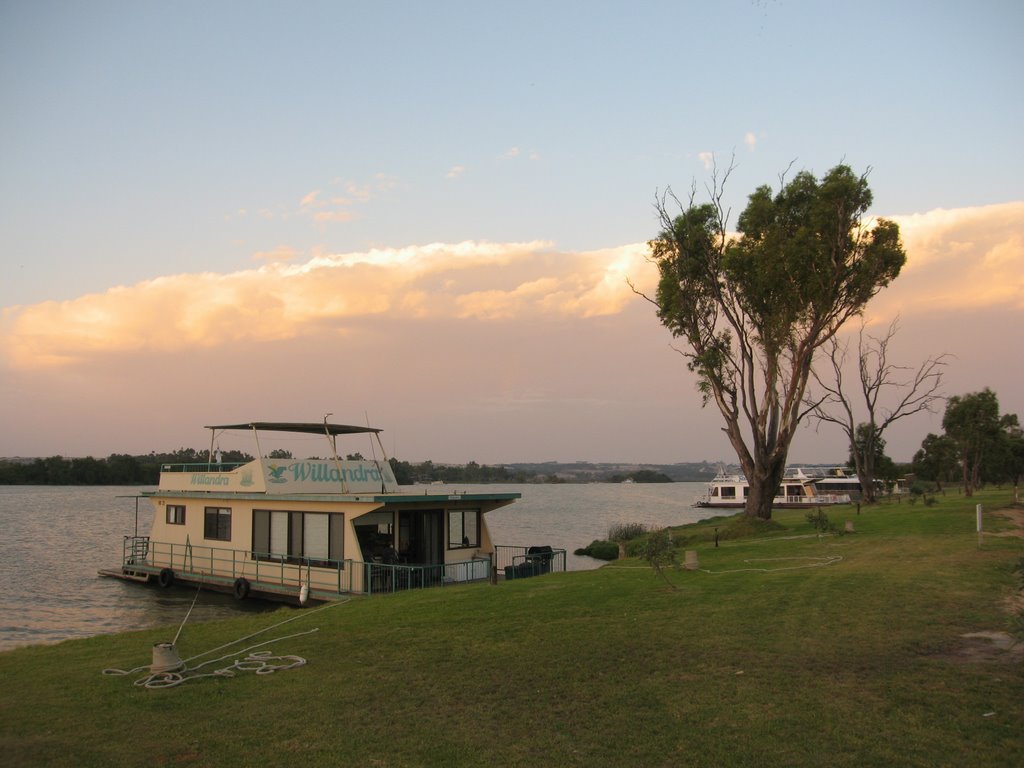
[{"xmin": 0, "ymin": 482, "xmax": 706, "ymax": 652}]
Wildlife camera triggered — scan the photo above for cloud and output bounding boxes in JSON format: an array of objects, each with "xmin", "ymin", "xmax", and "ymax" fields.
[
  {"xmin": 446, "ymin": 165, "xmax": 466, "ymax": 179},
  {"xmin": 499, "ymin": 148, "xmax": 540, "ymax": 163},
  {"xmin": 312, "ymin": 210, "xmax": 358, "ymax": 223},
  {"xmin": 866, "ymin": 201, "xmax": 1024, "ymax": 320},
  {"xmin": 3, "ymin": 202, "xmax": 1019, "ymax": 373},
  {"xmin": 0, "ymin": 241, "xmax": 655, "ymax": 369},
  {"xmin": 744, "ymin": 132, "xmax": 757, "ymax": 151},
  {"xmin": 698, "ymin": 151, "xmax": 714, "ymax": 170},
  {"xmin": 252, "ymin": 245, "xmax": 302, "ymax": 263},
  {"xmin": 296, "ymin": 175, "xmax": 398, "ymax": 224}
]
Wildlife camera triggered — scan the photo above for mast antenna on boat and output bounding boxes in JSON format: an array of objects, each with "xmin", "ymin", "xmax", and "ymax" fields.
[{"xmin": 323, "ymin": 413, "xmax": 337, "ymax": 457}]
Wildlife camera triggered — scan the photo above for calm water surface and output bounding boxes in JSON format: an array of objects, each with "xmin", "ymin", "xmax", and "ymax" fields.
[{"xmin": 0, "ymin": 482, "xmax": 706, "ymax": 652}]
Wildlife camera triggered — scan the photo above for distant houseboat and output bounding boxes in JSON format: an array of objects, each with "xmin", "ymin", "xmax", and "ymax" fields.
[
  {"xmin": 100, "ymin": 421, "xmax": 564, "ymax": 602},
  {"xmin": 810, "ymin": 466, "xmax": 865, "ymax": 497},
  {"xmin": 695, "ymin": 467, "xmax": 852, "ymax": 509}
]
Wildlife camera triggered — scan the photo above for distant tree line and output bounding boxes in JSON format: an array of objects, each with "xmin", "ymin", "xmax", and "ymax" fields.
[
  {"xmin": 0, "ymin": 452, "xmax": 684, "ymax": 486},
  {"xmin": 0, "ymin": 449, "xmax": 254, "ymax": 485},
  {"xmin": 387, "ymin": 459, "xmax": 531, "ymax": 485}
]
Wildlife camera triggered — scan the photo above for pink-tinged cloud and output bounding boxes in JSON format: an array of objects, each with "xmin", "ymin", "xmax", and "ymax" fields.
[
  {"xmin": 312, "ymin": 210, "xmax": 359, "ymax": 223},
  {"xmin": 252, "ymin": 245, "xmax": 302, "ymax": 262},
  {"xmin": 865, "ymin": 201, "xmax": 1024, "ymax": 321},
  {"xmin": 0, "ymin": 241, "xmax": 653, "ymax": 370},
  {"xmin": 1, "ymin": 202, "xmax": 1020, "ymax": 377}
]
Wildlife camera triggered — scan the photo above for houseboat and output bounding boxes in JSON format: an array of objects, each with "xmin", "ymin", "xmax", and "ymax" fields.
[
  {"xmin": 809, "ymin": 466, "xmax": 865, "ymax": 498},
  {"xmin": 695, "ymin": 467, "xmax": 852, "ymax": 509},
  {"xmin": 100, "ymin": 421, "xmax": 564, "ymax": 602}
]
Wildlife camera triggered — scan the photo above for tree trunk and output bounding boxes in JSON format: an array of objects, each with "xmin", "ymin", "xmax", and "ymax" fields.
[
  {"xmin": 744, "ymin": 458, "xmax": 786, "ymax": 520},
  {"xmin": 861, "ymin": 449, "xmax": 877, "ymax": 504},
  {"xmin": 851, "ymin": 448, "xmax": 877, "ymax": 505}
]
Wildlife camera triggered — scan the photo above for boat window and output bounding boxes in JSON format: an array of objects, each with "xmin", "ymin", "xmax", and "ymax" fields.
[
  {"xmin": 273, "ymin": 511, "xmax": 290, "ymax": 559},
  {"xmin": 166, "ymin": 504, "xmax": 185, "ymax": 525},
  {"xmin": 204, "ymin": 507, "xmax": 232, "ymax": 541},
  {"xmin": 720, "ymin": 487, "xmax": 737, "ymax": 499},
  {"xmin": 305, "ymin": 514, "xmax": 329, "ymax": 562},
  {"xmin": 448, "ymin": 509, "xmax": 480, "ymax": 549},
  {"xmin": 253, "ymin": 510, "xmax": 271, "ymax": 556},
  {"xmin": 251, "ymin": 510, "xmax": 344, "ymax": 569}
]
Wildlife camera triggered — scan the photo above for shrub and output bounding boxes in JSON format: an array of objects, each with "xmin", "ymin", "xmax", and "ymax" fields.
[
  {"xmin": 607, "ymin": 522, "xmax": 647, "ymax": 541},
  {"xmin": 573, "ymin": 540, "xmax": 619, "ymax": 560},
  {"xmin": 805, "ymin": 508, "xmax": 836, "ymax": 533},
  {"xmin": 643, "ymin": 528, "xmax": 680, "ymax": 588}
]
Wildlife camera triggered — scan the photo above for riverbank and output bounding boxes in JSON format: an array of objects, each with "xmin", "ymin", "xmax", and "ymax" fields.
[
  {"xmin": 1, "ymin": 490, "xmax": 1021, "ymax": 767},
  {"xmin": 0, "ymin": 483, "xmax": 707, "ymax": 650}
]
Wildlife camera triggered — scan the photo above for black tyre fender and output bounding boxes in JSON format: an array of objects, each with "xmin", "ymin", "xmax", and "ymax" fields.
[
  {"xmin": 157, "ymin": 568, "xmax": 174, "ymax": 588},
  {"xmin": 233, "ymin": 577, "xmax": 251, "ymax": 600}
]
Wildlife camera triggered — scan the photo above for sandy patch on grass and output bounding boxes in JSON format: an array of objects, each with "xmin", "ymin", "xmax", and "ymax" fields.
[
  {"xmin": 938, "ymin": 631, "xmax": 1024, "ymax": 664},
  {"xmin": 987, "ymin": 504, "xmax": 1024, "ymax": 537},
  {"xmin": 933, "ymin": 504, "xmax": 1024, "ymax": 664}
]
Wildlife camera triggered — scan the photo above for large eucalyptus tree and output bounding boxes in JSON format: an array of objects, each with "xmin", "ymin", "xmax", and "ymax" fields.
[{"xmin": 641, "ymin": 163, "xmax": 906, "ymax": 519}]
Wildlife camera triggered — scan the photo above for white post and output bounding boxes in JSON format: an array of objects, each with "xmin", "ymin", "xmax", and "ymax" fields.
[{"xmin": 976, "ymin": 504, "xmax": 983, "ymax": 548}]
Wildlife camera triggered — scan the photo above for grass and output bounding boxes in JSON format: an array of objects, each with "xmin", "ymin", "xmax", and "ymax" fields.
[{"xmin": 1, "ymin": 489, "xmax": 1022, "ymax": 767}]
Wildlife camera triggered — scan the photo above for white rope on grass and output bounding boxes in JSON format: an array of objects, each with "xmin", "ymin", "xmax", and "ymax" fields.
[
  {"xmin": 603, "ymin": 554, "xmax": 844, "ymax": 574},
  {"xmin": 697, "ymin": 554, "xmax": 844, "ymax": 574},
  {"xmin": 103, "ymin": 596, "xmax": 351, "ymax": 689},
  {"xmin": 123, "ymin": 629, "xmax": 318, "ymax": 689}
]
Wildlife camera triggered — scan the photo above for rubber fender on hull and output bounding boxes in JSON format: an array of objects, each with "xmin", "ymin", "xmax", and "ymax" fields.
[
  {"xmin": 157, "ymin": 568, "xmax": 174, "ymax": 588},
  {"xmin": 233, "ymin": 577, "xmax": 251, "ymax": 600}
]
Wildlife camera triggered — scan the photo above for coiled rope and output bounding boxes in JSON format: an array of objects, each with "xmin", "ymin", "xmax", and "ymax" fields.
[{"xmin": 103, "ymin": 595, "xmax": 350, "ymax": 689}]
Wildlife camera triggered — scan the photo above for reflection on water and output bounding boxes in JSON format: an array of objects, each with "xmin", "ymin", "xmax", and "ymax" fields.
[{"xmin": 0, "ymin": 482, "xmax": 706, "ymax": 651}]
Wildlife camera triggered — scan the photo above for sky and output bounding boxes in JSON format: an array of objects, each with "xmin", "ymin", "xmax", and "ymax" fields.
[{"xmin": 1, "ymin": 0, "xmax": 1022, "ymax": 465}]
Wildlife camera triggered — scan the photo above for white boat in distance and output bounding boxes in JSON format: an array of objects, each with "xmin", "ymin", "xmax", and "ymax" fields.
[
  {"xmin": 810, "ymin": 466, "xmax": 865, "ymax": 497},
  {"xmin": 695, "ymin": 467, "xmax": 853, "ymax": 509}
]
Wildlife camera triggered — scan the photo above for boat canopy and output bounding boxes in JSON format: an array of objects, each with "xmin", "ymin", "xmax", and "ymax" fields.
[{"xmin": 204, "ymin": 422, "xmax": 381, "ymax": 436}]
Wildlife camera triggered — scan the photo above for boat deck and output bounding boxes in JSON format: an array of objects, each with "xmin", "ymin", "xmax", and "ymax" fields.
[{"xmin": 98, "ymin": 564, "xmax": 348, "ymax": 604}]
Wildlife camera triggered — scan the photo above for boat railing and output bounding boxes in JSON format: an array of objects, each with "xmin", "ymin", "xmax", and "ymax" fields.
[
  {"xmin": 814, "ymin": 493, "xmax": 852, "ymax": 504},
  {"xmin": 122, "ymin": 536, "xmax": 355, "ymax": 594},
  {"xmin": 361, "ymin": 557, "xmax": 495, "ymax": 594},
  {"xmin": 120, "ymin": 536, "xmax": 519, "ymax": 596},
  {"xmin": 494, "ymin": 544, "xmax": 567, "ymax": 578},
  {"xmin": 159, "ymin": 462, "xmax": 247, "ymax": 473},
  {"xmin": 781, "ymin": 493, "xmax": 852, "ymax": 505}
]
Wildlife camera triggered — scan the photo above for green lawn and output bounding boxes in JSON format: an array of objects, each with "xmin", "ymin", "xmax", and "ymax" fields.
[{"xmin": 2, "ymin": 490, "xmax": 1021, "ymax": 767}]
